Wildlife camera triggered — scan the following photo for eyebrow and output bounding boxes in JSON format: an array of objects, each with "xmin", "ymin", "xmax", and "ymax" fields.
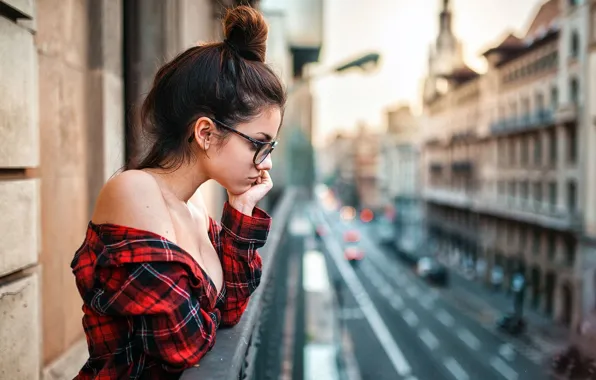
[{"xmin": 257, "ymin": 132, "xmax": 274, "ymax": 141}]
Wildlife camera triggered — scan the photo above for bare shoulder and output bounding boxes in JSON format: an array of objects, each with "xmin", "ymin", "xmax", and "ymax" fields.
[{"xmin": 91, "ymin": 170, "xmax": 176, "ymax": 241}]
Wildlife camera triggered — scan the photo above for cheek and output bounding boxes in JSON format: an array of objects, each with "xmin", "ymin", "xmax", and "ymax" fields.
[{"xmin": 215, "ymin": 142, "xmax": 254, "ymax": 173}]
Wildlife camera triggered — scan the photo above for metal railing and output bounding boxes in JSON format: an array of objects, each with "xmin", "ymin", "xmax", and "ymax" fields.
[
  {"xmin": 490, "ymin": 109, "xmax": 555, "ymax": 135},
  {"xmin": 181, "ymin": 187, "xmax": 299, "ymax": 380}
]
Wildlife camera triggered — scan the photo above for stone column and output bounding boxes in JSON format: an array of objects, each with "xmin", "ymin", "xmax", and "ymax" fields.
[{"xmin": 0, "ymin": 1, "xmax": 41, "ymax": 379}]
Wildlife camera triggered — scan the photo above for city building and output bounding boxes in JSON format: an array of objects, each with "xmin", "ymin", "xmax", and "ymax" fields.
[
  {"xmin": 353, "ymin": 124, "xmax": 383, "ymax": 211},
  {"xmin": 320, "ymin": 131, "xmax": 359, "ymax": 207},
  {"xmin": 421, "ymin": 0, "xmax": 593, "ymax": 331},
  {"xmin": 378, "ymin": 105, "xmax": 425, "ymax": 256}
]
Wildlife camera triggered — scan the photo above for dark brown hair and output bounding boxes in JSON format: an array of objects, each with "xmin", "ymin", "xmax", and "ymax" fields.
[{"xmin": 126, "ymin": 5, "xmax": 286, "ymax": 171}]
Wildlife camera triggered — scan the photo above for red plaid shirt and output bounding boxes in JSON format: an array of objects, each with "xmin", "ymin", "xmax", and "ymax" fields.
[{"xmin": 71, "ymin": 202, "xmax": 270, "ymax": 379}]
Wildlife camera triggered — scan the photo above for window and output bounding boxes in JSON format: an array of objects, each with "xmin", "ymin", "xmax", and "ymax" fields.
[
  {"xmin": 548, "ymin": 130, "xmax": 557, "ymax": 165},
  {"xmin": 565, "ymin": 238, "xmax": 576, "ymax": 266},
  {"xmin": 520, "ymin": 227, "xmax": 527, "ymax": 249},
  {"xmin": 567, "ymin": 180, "xmax": 577, "ymax": 212},
  {"xmin": 592, "ymin": 9, "xmax": 596, "ymax": 42},
  {"xmin": 499, "ymin": 140, "xmax": 506, "ymax": 166},
  {"xmin": 549, "ymin": 182, "xmax": 557, "ymax": 211},
  {"xmin": 534, "ymin": 182, "xmax": 543, "ymax": 206},
  {"xmin": 522, "ymin": 97, "xmax": 530, "ymax": 119},
  {"xmin": 533, "ymin": 229, "xmax": 541, "ymax": 255},
  {"xmin": 509, "ymin": 181, "xmax": 516, "ymax": 198},
  {"xmin": 509, "ymin": 139, "xmax": 517, "ymax": 166},
  {"xmin": 498, "ymin": 181, "xmax": 505, "ymax": 195},
  {"xmin": 521, "ymin": 181, "xmax": 529, "ymax": 201},
  {"xmin": 534, "ymin": 134, "xmax": 542, "ymax": 166},
  {"xmin": 535, "ymin": 92, "xmax": 545, "ymax": 112},
  {"xmin": 521, "ymin": 137, "xmax": 529, "ymax": 165},
  {"xmin": 570, "ymin": 31, "xmax": 580, "ymax": 58},
  {"xmin": 570, "ymin": 78, "xmax": 579, "ymax": 104},
  {"xmin": 551, "ymin": 86, "xmax": 558, "ymax": 109},
  {"xmin": 547, "ymin": 234, "xmax": 556, "ymax": 260},
  {"xmin": 567, "ymin": 125, "xmax": 577, "ymax": 163}
]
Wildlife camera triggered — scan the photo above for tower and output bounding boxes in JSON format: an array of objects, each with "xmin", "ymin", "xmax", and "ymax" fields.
[{"xmin": 423, "ymin": 0, "xmax": 464, "ymax": 103}]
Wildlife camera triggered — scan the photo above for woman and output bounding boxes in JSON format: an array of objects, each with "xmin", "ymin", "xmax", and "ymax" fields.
[{"xmin": 71, "ymin": 5, "xmax": 285, "ymax": 379}]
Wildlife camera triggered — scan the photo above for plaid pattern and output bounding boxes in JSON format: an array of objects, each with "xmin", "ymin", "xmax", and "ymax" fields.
[{"xmin": 71, "ymin": 202, "xmax": 270, "ymax": 380}]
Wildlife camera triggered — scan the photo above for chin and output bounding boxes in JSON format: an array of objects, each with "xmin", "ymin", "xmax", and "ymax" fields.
[{"xmin": 225, "ymin": 182, "xmax": 253, "ymax": 196}]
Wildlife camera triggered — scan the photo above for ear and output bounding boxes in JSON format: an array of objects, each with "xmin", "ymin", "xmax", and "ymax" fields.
[{"xmin": 192, "ymin": 117, "xmax": 216, "ymax": 151}]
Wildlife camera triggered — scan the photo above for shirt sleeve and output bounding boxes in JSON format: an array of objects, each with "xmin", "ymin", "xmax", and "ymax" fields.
[
  {"xmin": 90, "ymin": 262, "xmax": 221, "ymax": 372},
  {"xmin": 211, "ymin": 202, "xmax": 271, "ymax": 326}
]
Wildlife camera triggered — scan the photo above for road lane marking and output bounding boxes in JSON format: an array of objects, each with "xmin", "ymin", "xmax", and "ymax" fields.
[
  {"xmin": 499, "ymin": 344, "xmax": 516, "ymax": 362},
  {"xmin": 381, "ymin": 285, "xmax": 394, "ymax": 299},
  {"xmin": 419, "ymin": 328, "xmax": 440, "ymax": 350},
  {"xmin": 403, "ymin": 309, "xmax": 419, "ymax": 327},
  {"xmin": 420, "ymin": 295, "xmax": 435, "ymax": 310},
  {"xmin": 444, "ymin": 358, "xmax": 469, "ymax": 380},
  {"xmin": 490, "ymin": 357, "xmax": 519, "ymax": 380},
  {"xmin": 457, "ymin": 328, "xmax": 481, "ymax": 350},
  {"xmin": 391, "ymin": 295, "xmax": 404, "ymax": 310},
  {"xmin": 406, "ymin": 286, "xmax": 419, "ymax": 298},
  {"xmin": 437, "ymin": 309, "xmax": 455, "ymax": 327},
  {"xmin": 316, "ymin": 210, "xmax": 412, "ymax": 377}
]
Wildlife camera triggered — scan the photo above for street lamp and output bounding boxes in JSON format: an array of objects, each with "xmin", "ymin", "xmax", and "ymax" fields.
[
  {"xmin": 288, "ymin": 51, "xmax": 381, "ymax": 94},
  {"xmin": 285, "ymin": 51, "xmax": 381, "ymax": 198},
  {"xmin": 333, "ymin": 52, "xmax": 380, "ymax": 73}
]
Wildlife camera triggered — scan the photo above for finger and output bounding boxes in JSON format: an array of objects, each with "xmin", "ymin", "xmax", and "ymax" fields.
[{"xmin": 261, "ymin": 170, "xmax": 272, "ymax": 187}]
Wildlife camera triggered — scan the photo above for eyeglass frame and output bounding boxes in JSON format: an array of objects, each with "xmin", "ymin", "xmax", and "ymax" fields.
[{"xmin": 188, "ymin": 118, "xmax": 278, "ymax": 165}]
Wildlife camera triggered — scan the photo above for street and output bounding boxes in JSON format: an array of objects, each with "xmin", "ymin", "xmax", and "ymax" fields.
[{"xmin": 311, "ymin": 205, "xmax": 551, "ymax": 380}]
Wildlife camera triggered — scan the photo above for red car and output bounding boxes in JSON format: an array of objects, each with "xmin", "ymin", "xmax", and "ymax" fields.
[{"xmin": 343, "ymin": 229, "xmax": 361, "ymax": 243}]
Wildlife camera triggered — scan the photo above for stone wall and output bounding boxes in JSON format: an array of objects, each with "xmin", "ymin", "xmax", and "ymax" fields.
[{"xmin": 0, "ymin": 1, "xmax": 42, "ymax": 379}]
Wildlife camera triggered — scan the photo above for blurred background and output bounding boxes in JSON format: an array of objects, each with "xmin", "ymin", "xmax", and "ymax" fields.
[{"xmin": 2, "ymin": 0, "xmax": 596, "ymax": 379}]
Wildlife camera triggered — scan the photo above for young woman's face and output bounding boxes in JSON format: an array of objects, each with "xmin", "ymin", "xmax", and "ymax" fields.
[{"xmin": 205, "ymin": 107, "xmax": 282, "ymax": 195}]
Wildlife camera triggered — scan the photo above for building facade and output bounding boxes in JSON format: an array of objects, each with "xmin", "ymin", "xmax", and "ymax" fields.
[
  {"xmin": 378, "ymin": 105, "xmax": 425, "ymax": 256},
  {"xmin": 422, "ymin": 0, "xmax": 594, "ymax": 331},
  {"xmin": 353, "ymin": 124, "xmax": 382, "ymax": 211}
]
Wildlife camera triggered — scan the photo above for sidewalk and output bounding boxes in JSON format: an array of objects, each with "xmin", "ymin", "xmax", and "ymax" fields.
[{"xmin": 445, "ymin": 259, "xmax": 570, "ymax": 357}]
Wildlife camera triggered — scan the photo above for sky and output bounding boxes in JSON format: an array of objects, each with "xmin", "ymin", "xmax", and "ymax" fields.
[{"xmin": 311, "ymin": 0, "xmax": 543, "ymax": 144}]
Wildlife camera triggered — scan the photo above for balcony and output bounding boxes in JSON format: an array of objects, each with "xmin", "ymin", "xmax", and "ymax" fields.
[
  {"xmin": 427, "ymin": 215, "xmax": 479, "ymax": 242},
  {"xmin": 451, "ymin": 160, "xmax": 474, "ymax": 174},
  {"xmin": 429, "ymin": 162, "xmax": 443, "ymax": 173},
  {"xmin": 422, "ymin": 187, "xmax": 475, "ymax": 208},
  {"xmin": 554, "ymin": 102, "xmax": 578, "ymax": 124},
  {"xmin": 490, "ymin": 109, "xmax": 555, "ymax": 135},
  {"xmin": 181, "ymin": 189, "xmax": 299, "ymax": 380},
  {"xmin": 477, "ymin": 196, "xmax": 583, "ymax": 232}
]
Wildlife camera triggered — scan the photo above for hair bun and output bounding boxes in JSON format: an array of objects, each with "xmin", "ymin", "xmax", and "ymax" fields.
[{"xmin": 222, "ymin": 5, "xmax": 268, "ymax": 62}]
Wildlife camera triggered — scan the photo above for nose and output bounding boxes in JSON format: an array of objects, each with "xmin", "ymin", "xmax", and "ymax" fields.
[{"xmin": 256, "ymin": 153, "xmax": 273, "ymax": 171}]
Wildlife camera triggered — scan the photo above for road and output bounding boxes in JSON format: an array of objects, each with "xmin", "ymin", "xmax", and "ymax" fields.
[{"xmin": 311, "ymin": 206, "xmax": 550, "ymax": 380}]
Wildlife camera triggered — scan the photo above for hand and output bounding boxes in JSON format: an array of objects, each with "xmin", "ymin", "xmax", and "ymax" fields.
[{"xmin": 228, "ymin": 170, "xmax": 273, "ymax": 215}]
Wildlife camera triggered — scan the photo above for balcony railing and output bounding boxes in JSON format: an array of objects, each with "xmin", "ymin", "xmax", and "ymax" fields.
[
  {"xmin": 480, "ymin": 196, "xmax": 583, "ymax": 232},
  {"xmin": 490, "ymin": 109, "xmax": 555, "ymax": 135},
  {"xmin": 181, "ymin": 188, "xmax": 298, "ymax": 380},
  {"xmin": 423, "ymin": 188, "xmax": 583, "ymax": 232}
]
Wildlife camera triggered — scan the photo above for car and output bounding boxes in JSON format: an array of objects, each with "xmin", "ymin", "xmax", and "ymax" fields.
[
  {"xmin": 376, "ymin": 220, "xmax": 394, "ymax": 245},
  {"xmin": 416, "ymin": 257, "xmax": 449, "ymax": 286},
  {"xmin": 343, "ymin": 229, "xmax": 361, "ymax": 243},
  {"xmin": 344, "ymin": 241, "xmax": 365, "ymax": 266},
  {"xmin": 495, "ymin": 312, "xmax": 527, "ymax": 336},
  {"xmin": 315, "ymin": 225, "xmax": 328, "ymax": 240}
]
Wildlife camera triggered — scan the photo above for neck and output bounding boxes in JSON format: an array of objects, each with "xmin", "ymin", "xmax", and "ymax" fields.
[{"xmin": 147, "ymin": 162, "xmax": 209, "ymax": 203}]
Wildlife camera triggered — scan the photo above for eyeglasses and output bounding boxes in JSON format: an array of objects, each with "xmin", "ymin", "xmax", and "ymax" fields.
[{"xmin": 188, "ymin": 118, "xmax": 278, "ymax": 165}]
